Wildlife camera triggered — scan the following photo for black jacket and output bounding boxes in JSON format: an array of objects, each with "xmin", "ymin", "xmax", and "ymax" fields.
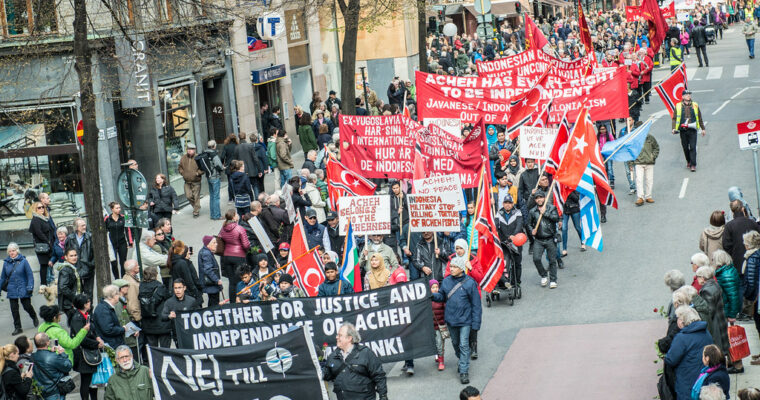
[
  {"xmin": 234, "ymin": 142, "xmax": 263, "ymax": 178},
  {"xmin": 414, "ymin": 237, "xmax": 450, "ymax": 281},
  {"xmin": 169, "ymin": 254, "xmax": 203, "ymax": 306},
  {"xmin": 230, "ymin": 171, "xmax": 253, "ymax": 199},
  {"xmin": 138, "ymin": 280, "xmax": 172, "ymax": 335},
  {"xmin": 691, "ymin": 25, "xmax": 707, "ymax": 46},
  {"xmin": 1, "ymin": 363, "xmax": 32, "ymax": 400},
  {"xmin": 563, "ymin": 191, "xmax": 581, "ymax": 215},
  {"xmin": 28, "ymin": 215, "xmax": 54, "ymax": 251},
  {"xmin": 517, "ymin": 168, "xmax": 539, "ymax": 206},
  {"xmin": 292, "ymin": 190, "xmax": 312, "ymax": 218},
  {"xmin": 497, "ymin": 208, "xmax": 524, "ymax": 249},
  {"xmin": 70, "ymin": 310, "xmax": 100, "ymax": 374},
  {"xmin": 302, "ymin": 159, "xmax": 317, "ymax": 173},
  {"xmin": 221, "ymin": 142, "xmax": 238, "ymax": 169},
  {"xmin": 325, "ymin": 224, "xmax": 344, "ymax": 260},
  {"xmin": 65, "ymin": 233, "xmax": 93, "ymax": 280},
  {"xmin": 57, "ymin": 262, "xmax": 79, "ymax": 313},
  {"xmin": 147, "ymin": 185, "xmax": 179, "ymax": 213},
  {"xmin": 105, "ymin": 214, "xmax": 131, "ymax": 248},
  {"xmin": 723, "ymin": 214, "xmax": 760, "ymax": 274},
  {"xmin": 322, "ymin": 345, "xmax": 387, "ymax": 400},
  {"xmin": 260, "ymin": 205, "xmax": 291, "ymax": 244},
  {"xmin": 528, "ymin": 204, "xmax": 559, "ymax": 240}
]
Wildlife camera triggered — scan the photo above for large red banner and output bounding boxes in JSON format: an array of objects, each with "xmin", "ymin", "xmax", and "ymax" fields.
[
  {"xmin": 627, "ymin": 3, "xmax": 675, "ymax": 21},
  {"xmin": 339, "ymin": 115, "xmax": 488, "ymax": 187},
  {"xmin": 476, "ymin": 49, "xmax": 592, "ymax": 80},
  {"xmin": 416, "ymin": 68, "xmax": 629, "ymax": 125}
]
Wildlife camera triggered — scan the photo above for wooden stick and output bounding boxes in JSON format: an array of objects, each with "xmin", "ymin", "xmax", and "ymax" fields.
[
  {"xmin": 232, "ymin": 245, "xmax": 320, "ymax": 298},
  {"xmin": 270, "ymin": 250, "xmax": 280, "ymax": 267}
]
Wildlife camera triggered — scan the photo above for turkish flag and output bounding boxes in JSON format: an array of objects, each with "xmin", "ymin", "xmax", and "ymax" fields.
[
  {"xmin": 326, "ymin": 153, "xmax": 377, "ymax": 210},
  {"xmin": 554, "ymin": 108, "xmax": 596, "ymax": 190},
  {"xmin": 654, "ymin": 63, "xmax": 688, "ymax": 117},
  {"xmin": 287, "ymin": 212, "xmax": 325, "ymax": 297},
  {"xmin": 543, "ymin": 112, "xmax": 570, "ymax": 175}
]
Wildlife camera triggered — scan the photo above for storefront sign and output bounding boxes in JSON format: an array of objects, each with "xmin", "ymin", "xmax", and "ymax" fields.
[
  {"xmin": 408, "ymin": 194, "xmax": 461, "ymax": 232},
  {"xmin": 251, "ymin": 64, "xmax": 287, "ymax": 85},
  {"xmin": 256, "ymin": 12, "xmax": 284, "ymax": 40},
  {"xmin": 150, "ymin": 328, "xmax": 328, "ymax": 400},
  {"xmin": 114, "ymin": 35, "xmax": 153, "ymax": 108},
  {"xmin": 338, "ymin": 195, "xmax": 391, "ymax": 236},
  {"xmin": 174, "ymin": 281, "xmax": 437, "ymax": 363},
  {"xmin": 519, "ymin": 127, "xmax": 558, "ymax": 160},
  {"xmin": 285, "ymin": 10, "xmax": 307, "ymax": 44},
  {"xmin": 413, "ymin": 174, "xmax": 466, "ymax": 211}
]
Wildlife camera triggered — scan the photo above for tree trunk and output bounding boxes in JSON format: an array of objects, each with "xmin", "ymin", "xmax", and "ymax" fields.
[
  {"xmin": 73, "ymin": 0, "xmax": 112, "ymax": 295},
  {"xmin": 417, "ymin": 0, "xmax": 428, "ymax": 73},
  {"xmin": 339, "ymin": 0, "xmax": 360, "ymax": 115}
]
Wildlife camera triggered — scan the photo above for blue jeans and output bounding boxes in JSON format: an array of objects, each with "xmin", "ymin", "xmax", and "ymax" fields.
[
  {"xmin": 605, "ymin": 160, "xmax": 615, "ymax": 183},
  {"xmin": 448, "ymin": 325, "xmax": 471, "ymax": 374},
  {"xmin": 748, "ymin": 38, "xmax": 756, "ymax": 57},
  {"xmin": 208, "ymin": 178, "xmax": 221, "ymax": 219},
  {"xmin": 279, "ymin": 168, "xmax": 293, "ymax": 187},
  {"xmin": 624, "ymin": 161, "xmax": 636, "ymax": 191},
  {"xmin": 562, "ymin": 212, "xmax": 582, "ymax": 251}
]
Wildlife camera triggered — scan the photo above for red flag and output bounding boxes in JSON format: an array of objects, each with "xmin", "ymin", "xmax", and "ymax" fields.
[
  {"xmin": 543, "ymin": 112, "xmax": 570, "ymax": 175},
  {"xmin": 654, "ymin": 63, "xmax": 688, "ymax": 118},
  {"xmin": 287, "ymin": 211, "xmax": 325, "ymax": 297},
  {"xmin": 326, "ymin": 153, "xmax": 377, "ymax": 210},
  {"xmin": 588, "ymin": 132, "xmax": 618, "ymax": 209},
  {"xmin": 506, "ymin": 70, "xmax": 551, "ymax": 139},
  {"xmin": 554, "ymin": 108, "xmax": 595, "ymax": 190},
  {"xmin": 640, "ymin": 0, "xmax": 669, "ymax": 53},
  {"xmin": 472, "ymin": 168, "xmax": 505, "ymax": 292},
  {"xmin": 524, "ymin": 14, "xmax": 549, "ymax": 51},
  {"xmin": 576, "ymin": 0, "xmax": 594, "ymax": 55},
  {"xmin": 412, "ymin": 141, "xmax": 427, "ymax": 183}
]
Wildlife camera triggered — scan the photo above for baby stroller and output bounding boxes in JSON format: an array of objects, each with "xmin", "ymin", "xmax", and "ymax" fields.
[
  {"xmin": 705, "ymin": 25, "xmax": 717, "ymax": 45},
  {"xmin": 485, "ymin": 248, "xmax": 519, "ymax": 307}
]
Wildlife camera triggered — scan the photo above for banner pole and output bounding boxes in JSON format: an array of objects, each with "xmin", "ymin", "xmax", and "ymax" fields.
[
  {"xmin": 270, "ymin": 250, "xmax": 280, "ymax": 267},
  {"xmin": 467, "ymin": 166, "xmax": 485, "ymax": 264}
]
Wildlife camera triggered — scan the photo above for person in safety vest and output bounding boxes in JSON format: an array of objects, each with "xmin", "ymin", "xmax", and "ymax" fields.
[
  {"xmin": 672, "ymin": 90, "xmax": 706, "ymax": 172},
  {"xmin": 669, "ymin": 38, "xmax": 682, "ymax": 71}
]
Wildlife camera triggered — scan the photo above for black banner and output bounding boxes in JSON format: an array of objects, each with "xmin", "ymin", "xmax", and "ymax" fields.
[
  {"xmin": 174, "ymin": 280, "xmax": 437, "ymax": 363},
  {"xmin": 148, "ymin": 328, "xmax": 328, "ymax": 400}
]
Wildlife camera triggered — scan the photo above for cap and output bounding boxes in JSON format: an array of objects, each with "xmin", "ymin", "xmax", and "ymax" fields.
[
  {"xmin": 324, "ymin": 262, "xmax": 339, "ymax": 271},
  {"xmin": 187, "ymin": 143, "xmax": 197, "ymax": 149},
  {"xmin": 534, "ymin": 190, "xmax": 546, "ymax": 199},
  {"xmin": 113, "ymin": 279, "xmax": 129, "ymax": 288},
  {"xmin": 202, "ymin": 235, "xmax": 214, "ymax": 247},
  {"xmin": 305, "ymin": 209, "xmax": 317, "ymax": 218},
  {"xmin": 279, "ymin": 273, "xmax": 294, "ymax": 285},
  {"xmin": 279, "ymin": 242, "xmax": 290, "ymax": 250},
  {"xmin": 682, "ymin": 89, "xmax": 692, "ymax": 96},
  {"xmin": 326, "ymin": 211, "xmax": 338, "ymax": 220},
  {"xmin": 503, "ymin": 194, "xmax": 514, "ymax": 203}
]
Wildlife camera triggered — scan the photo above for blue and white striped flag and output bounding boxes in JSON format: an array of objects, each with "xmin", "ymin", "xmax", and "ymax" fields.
[{"xmin": 576, "ymin": 164, "xmax": 603, "ymax": 251}]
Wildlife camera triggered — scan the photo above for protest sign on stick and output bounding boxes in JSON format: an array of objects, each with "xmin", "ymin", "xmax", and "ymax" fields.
[
  {"xmin": 338, "ymin": 195, "xmax": 391, "ymax": 236},
  {"xmin": 519, "ymin": 127, "xmax": 559, "ymax": 161},
  {"xmin": 408, "ymin": 194, "xmax": 462, "ymax": 233},
  {"xmin": 413, "ymin": 174, "xmax": 466, "ymax": 211}
]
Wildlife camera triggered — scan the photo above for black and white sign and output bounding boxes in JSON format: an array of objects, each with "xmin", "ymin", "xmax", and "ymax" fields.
[
  {"xmin": 149, "ymin": 328, "xmax": 327, "ymax": 400},
  {"xmin": 174, "ymin": 280, "xmax": 437, "ymax": 363}
]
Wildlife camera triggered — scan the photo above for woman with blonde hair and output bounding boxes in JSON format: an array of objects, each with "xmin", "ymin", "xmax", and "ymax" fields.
[
  {"xmin": 29, "ymin": 200, "xmax": 55, "ymax": 285},
  {"xmin": 1, "ymin": 343, "xmax": 34, "ymax": 400},
  {"xmin": 364, "ymin": 253, "xmax": 390, "ymax": 290}
]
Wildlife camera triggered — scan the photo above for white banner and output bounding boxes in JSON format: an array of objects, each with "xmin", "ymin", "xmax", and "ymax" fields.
[
  {"xmin": 408, "ymin": 194, "xmax": 462, "ymax": 233},
  {"xmin": 412, "ymin": 174, "xmax": 466, "ymax": 211},
  {"xmin": 519, "ymin": 127, "xmax": 558, "ymax": 161},
  {"xmin": 281, "ymin": 184, "xmax": 296, "ymax": 223},
  {"xmin": 251, "ymin": 216, "xmax": 274, "ymax": 253},
  {"xmin": 338, "ymin": 196, "xmax": 391, "ymax": 236}
]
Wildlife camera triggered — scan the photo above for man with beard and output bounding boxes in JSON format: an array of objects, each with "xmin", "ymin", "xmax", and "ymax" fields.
[
  {"xmin": 104, "ymin": 345, "xmax": 153, "ymax": 400},
  {"xmin": 323, "ymin": 212, "xmax": 344, "ymax": 260}
]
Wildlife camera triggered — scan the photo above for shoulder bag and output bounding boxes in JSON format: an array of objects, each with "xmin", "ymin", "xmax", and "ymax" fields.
[
  {"xmin": 1, "ymin": 261, "xmax": 20, "ymax": 292},
  {"xmin": 34, "ymin": 242, "xmax": 50, "ymax": 254},
  {"xmin": 33, "ymin": 357, "xmax": 75, "ymax": 396}
]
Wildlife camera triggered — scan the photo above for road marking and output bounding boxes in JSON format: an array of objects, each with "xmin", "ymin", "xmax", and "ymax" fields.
[
  {"xmin": 650, "ymin": 109, "xmax": 670, "ymax": 120},
  {"xmin": 691, "ymin": 89, "xmax": 714, "ymax": 93},
  {"xmin": 734, "ymin": 65, "xmax": 749, "ymax": 78},
  {"xmin": 679, "ymin": 178, "xmax": 689, "ymax": 199},
  {"xmin": 712, "ymin": 100, "xmax": 730, "ymax": 115},
  {"xmin": 706, "ymin": 67, "xmax": 723, "ymax": 80},
  {"xmin": 686, "ymin": 68, "xmax": 697, "ymax": 81},
  {"xmin": 731, "ymin": 87, "xmax": 750, "ymax": 99}
]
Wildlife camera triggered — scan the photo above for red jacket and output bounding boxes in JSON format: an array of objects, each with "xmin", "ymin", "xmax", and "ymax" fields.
[
  {"xmin": 638, "ymin": 57, "xmax": 653, "ymax": 83},
  {"xmin": 218, "ymin": 223, "xmax": 251, "ymax": 258},
  {"xmin": 601, "ymin": 59, "xmax": 619, "ymax": 68},
  {"xmin": 627, "ymin": 63, "xmax": 641, "ymax": 89},
  {"xmin": 432, "ymin": 300, "xmax": 446, "ymax": 329}
]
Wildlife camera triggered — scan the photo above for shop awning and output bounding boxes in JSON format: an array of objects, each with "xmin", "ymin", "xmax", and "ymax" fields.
[
  {"xmin": 463, "ymin": 0, "xmax": 519, "ymax": 16},
  {"xmin": 539, "ymin": 0, "xmax": 572, "ymax": 8},
  {"xmin": 445, "ymin": 4, "xmax": 464, "ymax": 14}
]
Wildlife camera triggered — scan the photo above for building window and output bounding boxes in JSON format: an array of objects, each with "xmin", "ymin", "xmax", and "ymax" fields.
[
  {"xmin": 164, "ymin": 0, "xmax": 206, "ymax": 22},
  {"xmin": 2, "ymin": 0, "xmax": 57, "ymax": 36},
  {"xmin": 245, "ymin": 20, "xmax": 270, "ymax": 52}
]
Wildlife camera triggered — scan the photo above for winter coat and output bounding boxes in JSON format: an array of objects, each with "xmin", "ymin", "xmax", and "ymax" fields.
[
  {"xmin": 0, "ymin": 254, "xmax": 34, "ymax": 299},
  {"xmin": 562, "ymin": 191, "xmax": 581, "ymax": 215},
  {"xmin": 70, "ymin": 310, "xmax": 100, "ymax": 374},
  {"xmin": 292, "ymin": 189, "xmax": 312, "ymax": 218},
  {"xmin": 715, "ymin": 264, "xmax": 742, "ymax": 319},
  {"xmin": 178, "ymin": 153, "xmax": 203, "ymax": 183},
  {"xmin": 104, "ymin": 364, "xmax": 154, "ymax": 400},
  {"xmin": 138, "ymin": 242, "xmax": 167, "ymax": 273},
  {"xmin": 160, "ymin": 295, "xmax": 197, "ymax": 322},
  {"xmin": 221, "ymin": 142, "xmax": 237, "ymax": 169},
  {"xmin": 218, "ymin": 222, "xmax": 251, "ymax": 258},
  {"xmin": 701, "ymin": 365, "xmax": 730, "ymax": 398},
  {"xmin": 29, "ymin": 214, "xmax": 54, "ymax": 252},
  {"xmin": 322, "ymin": 344, "xmax": 387, "ymax": 400},
  {"xmin": 664, "ymin": 321, "xmax": 714, "ymax": 400},
  {"xmin": 105, "ymin": 213, "xmax": 132, "ymax": 248},
  {"xmin": 92, "ymin": 301, "xmax": 126, "ymax": 349},
  {"xmin": 304, "ymin": 183, "xmax": 326, "ymax": 223},
  {"xmin": 517, "ymin": 168, "xmax": 539, "ymax": 206},
  {"xmin": 229, "ymin": 170, "xmax": 253, "ymax": 199},
  {"xmin": 432, "ymin": 273, "xmax": 482, "ymax": 330},
  {"xmin": 276, "ymin": 136, "xmax": 294, "ymax": 170},
  {"xmin": 38, "ymin": 321, "xmax": 87, "ymax": 364},
  {"xmin": 31, "ymin": 349, "xmax": 72, "ymax": 399},
  {"xmin": 691, "ymin": 25, "xmax": 707, "ymax": 46},
  {"xmin": 723, "ymin": 215, "xmax": 760, "ymax": 274},
  {"xmin": 692, "ymin": 293, "xmax": 711, "ymax": 323},
  {"xmin": 2, "ymin": 362, "xmax": 32, "ymax": 400},
  {"xmin": 699, "ymin": 279, "xmax": 729, "ymax": 355},
  {"xmin": 138, "ymin": 279, "xmax": 172, "ymax": 335},
  {"xmin": 299, "ymin": 124, "xmax": 319, "ymax": 154},
  {"xmin": 432, "ymin": 299, "xmax": 446, "ymax": 329},
  {"xmin": 260, "ymin": 205, "xmax": 291, "ymax": 244},
  {"xmin": 633, "ymin": 134, "xmax": 660, "ymax": 165},
  {"xmin": 56, "ymin": 261, "xmax": 80, "ymax": 314},
  {"xmin": 497, "ymin": 208, "xmax": 524, "ymax": 251},
  {"xmin": 198, "ymin": 246, "xmax": 222, "ymax": 294},
  {"xmin": 699, "ymin": 226, "xmax": 725, "ymax": 260},
  {"xmin": 529, "ymin": 203, "xmax": 559, "ymax": 240},
  {"xmin": 234, "ymin": 142, "xmax": 263, "ymax": 178},
  {"xmin": 414, "ymin": 238, "xmax": 451, "ymax": 282},
  {"xmin": 317, "ymin": 278, "xmax": 355, "ymax": 296},
  {"xmin": 147, "ymin": 184, "xmax": 179, "ymax": 214},
  {"xmin": 65, "ymin": 232, "xmax": 93, "ymax": 280},
  {"xmin": 169, "ymin": 254, "xmax": 203, "ymax": 305},
  {"xmin": 745, "ymin": 249, "xmax": 760, "ymax": 302},
  {"xmin": 123, "ymin": 273, "xmax": 141, "ymax": 321},
  {"xmin": 304, "ymin": 221, "xmax": 326, "ymax": 250}
]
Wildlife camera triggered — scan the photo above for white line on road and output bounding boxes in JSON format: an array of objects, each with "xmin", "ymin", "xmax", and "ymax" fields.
[
  {"xmin": 687, "ymin": 68, "xmax": 697, "ymax": 81},
  {"xmin": 734, "ymin": 65, "xmax": 749, "ymax": 78},
  {"xmin": 706, "ymin": 67, "xmax": 723, "ymax": 80},
  {"xmin": 679, "ymin": 178, "xmax": 689, "ymax": 199},
  {"xmin": 712, "ymin": 100, "xmax": 730, "ymax": 115},
  {"xmin": 731, "ymin": 87, "xmax": 750, "ymax": 99},
  {"xmin": 691, "ymin": 89, "xmax": 715, "ymax": 93}
]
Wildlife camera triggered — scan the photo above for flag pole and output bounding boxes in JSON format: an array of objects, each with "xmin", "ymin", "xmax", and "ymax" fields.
[
  {"xmin": 603, "ymin": 116, "xmax": 655, "ymax": 162},
  {"xmin": 338, "ymin": 222, "xmax": 352, "ymax": 295},
  {"xmin": 467, "ymin": 165, "xmax": 485, "ymax": 263},
  {"xmin": 630, "ymin": 63, "xmax": 683, "ymax": 108}
]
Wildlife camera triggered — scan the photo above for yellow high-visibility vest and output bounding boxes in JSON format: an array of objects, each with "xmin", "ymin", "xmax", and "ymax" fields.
[{"xmin": 676, "ymin": 102, "xmax": 701, "ymax": 130}]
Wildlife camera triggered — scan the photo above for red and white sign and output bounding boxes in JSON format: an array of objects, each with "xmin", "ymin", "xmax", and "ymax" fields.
[
  {"xmin": 338, "ymin": 195, "xmax": 391, "ymax": 236},
  {"xmin": 476, "ymin": 49, "xmax": 592, "ymax": 80},
  {"xmin": 519, "ymin": 127, "xmax": 558, "ymax": 161},
  {"xmin": 408, "ymin": 194, "xmax": 462, "ymax": 233},
  {"xmin": 737, "ymin": 119, "xmax": 760, "ymax": 150},
  {"xmin": 413, "ymin": 174, "xmax": 466, "ymax": 211}
]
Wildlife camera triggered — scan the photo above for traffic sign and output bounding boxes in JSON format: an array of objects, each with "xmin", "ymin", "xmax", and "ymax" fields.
[
  {"xmin": 117, "ymin": 169, "xmax": 148, "ymax": 208},
  {"xmin": 477, "ymin": 23, "xmax": 495, "ymax": 38},
  {"xmin": 76, "ymin": 120, "xmax": 84, "ymax": 145},
  {"xmin": 738, "ymin": 119, "xmax": 760, "ymax": 150},
  {"xmin": 473, "ymin": 0, "xmax": 491, "ymax": 14}
]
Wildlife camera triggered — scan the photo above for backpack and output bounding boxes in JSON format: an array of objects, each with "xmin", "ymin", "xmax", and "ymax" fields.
[
  {"xmin": 195, "ymin": 151, "xmax": 213, "ymax": 177},
  {"xmin": 266, "ymin": 141, "xmax": 278, "ymax": 169},
  {"xmin": 139, "ymin": 284, "xmax": 162, "ymax": 318}
]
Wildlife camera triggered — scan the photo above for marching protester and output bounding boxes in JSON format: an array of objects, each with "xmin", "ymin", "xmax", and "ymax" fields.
[
  {"xmin": 161, "ymin": 279, "xmax": 198, "ymax": 346},
  {"xmin": 529, "ymin": 191, "xmax": 560, "ymax": 289},
  {"xmin": 317, "ymin": 262, "xmax": 354, "ymax": 296},
  {"xmin": 632, "ymin": 121, "xmax": 659, "ymax": 206},
  {"xmin": 672, "ymin": 90, "xmax": 706, "ymax": 172},
  {"xmin": 104, "ymin": 346, "xmax": 154, "ymax": 400}
]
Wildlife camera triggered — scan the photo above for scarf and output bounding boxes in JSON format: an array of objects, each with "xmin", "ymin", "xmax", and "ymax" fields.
[
  {"xmin": 507, "ymin": 156, "xmax": 520, "ymax": 175},
  {"xmin": 367, "ymin": 264, "xmax": 390, "ymax": 290},
  {"xmin": 33, "ymin": 212, "xmax": 49, "ymax": 222}
]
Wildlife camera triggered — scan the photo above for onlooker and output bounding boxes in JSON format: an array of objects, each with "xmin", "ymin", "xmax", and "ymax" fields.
[
  {"xmin": 161, "ymin": 279, "xmax": 198, "ymax": 345},
  {"xmin": 1, "ymin": 343, "xmax": 34, "ymax": 400},
  {"xmin": 204, "ymin": 140, "xmax": 225, "ymax": 220},
  {"xmin": 178, "ymin": 142, "xmax": 203, "ymax": 218},
  {"xmin": 104, "ymin": 346, "xmax": 153, "ymax": 400},
  {"xmin": 1, "ymin": 242, "xmax": 38, "ymax": 335},
  {"xmin": 664, "ymin": 306, "xmax": 714, "ymax": 400},
  {"xmin": 218, "ymin": 209, "xmax": 251, "ymax": 302},
  {"xmin": 91, "ymin": 285, "xmax": 126, "ymax": 349},
  {"xmin": 167, "ymin": 241, "xmax": 203, "ymax": 307},
  {"xmin": 275, "ymin": 129, "xmax": 295, "ymax": 187},
  {"xmin": 29, "ymin": 200, "xmax": 55, "ymax": 286},
  {"xmin": 699, "ymin": 211, "xmax": 726, "ymax": 261},
  {"xmin": 113, "ymin": 279, "xmax": 140, "ymax": 363},
  {"xmin": 234, "ymin": 133, "xmax": 264, "ymax": 200},
  {"xmin": 221, "ymin": 133, "xmax": 239, "ymax": 202},
  {"xmin": 322, "ymin": 323, "xmax": 388, "ymax": 400},
  {"xmin": 38, "ymin": 305, "xmax": 89, "ymax": 363},
  {"xmin": 105, "ymin": 202, "xmax": 132, "ymax": 279},
  {"xmin": 136, "ymin": 231, "xmax": 168, "ymax": 288},
  {"xmin": 65, "ymin": 218, "xmax": 94, "ymax": 297},
  {"xmin": 723, "ymin": 200, "xmax": 760, "ymax": 274},
  {"xmin": 50, "ymin": 227, "xmax": 68, "ymax": 272},
  {"xmin": 460, "ymin": 386, "xmax": 482, "ymax": 400},
  {"xmin": 229, "ymin": 159, "xmax": 253, "ymax": 217},
  {"xmin": 32, "ymin": 332, "xmax": 72, "ymax": 400},
  {"xmin": 13, "ymin": 336, "xmax": 33, "ymax": 370},
  {"xmin": 198, "ymin": 235, "xmax": 223, "ymax": 307},
  {"xmin": 138, "ymin": 266, "xmax": 172, "ymax": 348},
  {"xmin": 70, "ymin": 293, "xmax": 103, "ymax": 400},
  {"xmin": 694, "ymin": 345, "xmax": 730, "ymax": 398},
  {"xmin": 145, "ymin": 174, "xmax": 179, "ymax": 222},
  {"xmin": 56, "ymin": 248, "xmax": 81, "ymax": 322},
  {"xmin": 122, "ymin": 260, "xmax": 141, "ymax": 323}
]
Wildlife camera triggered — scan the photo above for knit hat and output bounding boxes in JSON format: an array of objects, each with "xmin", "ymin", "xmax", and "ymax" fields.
[
  {"xmin": 113, "ymin": 279, "xmax": 129, "ymax": 288},
  {"xmin": 450, "ymin": 256, "xmax": 467, "ymax": 270},
  {"xmin": 429, "ymin": 279, "xmax": 439, "ymax": 287},
  {"xmin": 202, "ymin": 235, "xmax": 214, "ymax": 247},
  {"xmin": 454, "ymin": 238, "xmax": 468, "ymax": 250},
  {"xmin": 279, "ymin": 273, "xmax": 294, "ymax": 285}
]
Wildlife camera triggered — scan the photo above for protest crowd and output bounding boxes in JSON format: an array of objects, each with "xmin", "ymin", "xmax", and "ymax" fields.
[{"xmin": 3, "ymin": 0, "xmax": 760, "ymax": 399}]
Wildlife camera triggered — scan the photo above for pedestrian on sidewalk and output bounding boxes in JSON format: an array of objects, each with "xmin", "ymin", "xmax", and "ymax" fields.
[
  {"xmin": 672, "ymin": 90, "xmax": 706, "ymax": 172},
  {"xmin": 633, "ymin": 121, "xmax": 660, "ymax": 206},
  {"xmin": 70, "ymin": 293, "xmax": 103, "ymax": 400},
  {"xmin": 106, "ymin": 202, "xmax": 132, "ymax": 280},
  {"xmin": 203, "ymin": 140, "xmax": 225, "ymax": 220},
  {"xmin": 145, "ymin": 174, "xmax": 179, "ymax": 223},
  {"xmin": 138, "ymin": 266, "xmax": 171, "ymax": 348},
  {"xmin": 178, "ymin": 143, "xmax": 203, "ymax": 218},
  {"xmin": 699, "ymin": 211, "xmax": 726, "ymax": 261},
  {"xmin": 31, "ymin": 332, "xmax": 72, "ymax": 400},
  {"xmin": 1, "ymin": 243, "xmax": 38, "ymax": 335},
  {"xmin": 743, "ymin": 19, "xmax": 757, "ymax": 58},
  {"xmin": 275, "ymin": 129, "xmax": 295, "ymax": 187},
  {"xmin": 29, "ymin": 200, "xmax": 54, "ymax": 287},
  {"xmin": 64, "ymin": 218, "xmax": 94, "ymax": 298},
  {"xmin": 219, "ymin": 209, "xmax": 250, "ymax": 303},
  {"xmin": 221, "ymin": 133, "xmax": 239, "ymax": 203}
]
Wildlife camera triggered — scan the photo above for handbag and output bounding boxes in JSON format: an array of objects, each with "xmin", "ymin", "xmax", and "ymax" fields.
[
  {"xmin": 728, "ymin": 324, "xmax": 751, "ymax": 361},
  {"xmin": 82, "ymin": 346, "xmax": 102, "ymax": 366},
  {"xmin": 34, "ymin": 360, "xmax": 75, "ymax": 395},
  {"xmin": 91, "ymin": 353, "xmax": 115, "ymax": 385},
  {"xmin": 215, "ymin": 235, "xmax": 225, "ymax": 257},
  {"xmin": 34, "ymin": 242, "xmax": 51, "ymax": 254},
  {"xmin": 234, "ymin": 194, "xmax": 251, "ymax": 208}
]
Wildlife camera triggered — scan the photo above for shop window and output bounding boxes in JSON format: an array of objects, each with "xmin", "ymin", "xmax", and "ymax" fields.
[
  {"xmin": 288, "ymin": 44, "xmax": 310, "ymax": 70},
  {"xmin": 160, "ymin": 85, "xmax": 196, "ymax": 197},
  {"xmin": 245, "ymin": 20, "xmax": 270, "ymax": 52},
  {"xmin": 2, "ymin": 0, "xmax": 58, "ymax": 36}
]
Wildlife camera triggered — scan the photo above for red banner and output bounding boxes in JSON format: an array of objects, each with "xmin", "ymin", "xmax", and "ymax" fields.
[
  {"xmin": 339, "ymin": 115, "xmax": 488, "ymax": 187},
  {"xmin": 416, "ymin": 68, "xmax": 629, "ymax": 125},
  {"xmin": 627, "ymin": 4, "xmax": 675, "ymax": 21},
  {"xmin": 476, "ymin": 49, "xmax": 591, "ymax": 80}
]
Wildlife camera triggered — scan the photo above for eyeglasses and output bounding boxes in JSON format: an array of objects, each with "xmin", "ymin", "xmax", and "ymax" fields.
[{"xmin": 36, "ymin": 206, "xmax": 44, "ymax": 209}]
